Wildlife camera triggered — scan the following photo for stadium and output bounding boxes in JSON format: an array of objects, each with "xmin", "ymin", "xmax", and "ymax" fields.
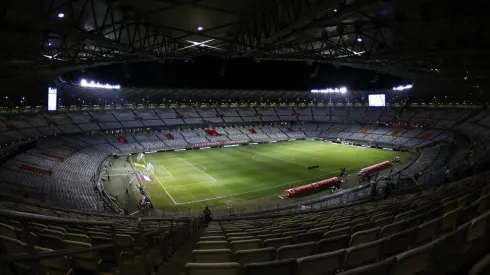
[{"xmin": 1, "ymin": 1, "xmax": 490, "ymax": 275}]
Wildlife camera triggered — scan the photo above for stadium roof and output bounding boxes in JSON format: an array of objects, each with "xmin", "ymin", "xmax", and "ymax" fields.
[{"xmin": 1, "ymin": 0, "xmax": 489, "ymax": 94}]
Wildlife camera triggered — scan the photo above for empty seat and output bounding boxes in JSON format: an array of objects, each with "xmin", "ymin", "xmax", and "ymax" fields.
[
  {"xmin": 297, "ymin": 249, "xmax": 346, "ymax": 275},
  {"xmin": 295, "ymin": 231, "xmax": 324, "ymax": 244},
  {"xmin": 469, "ymin": 252, "xmax": 490, "ymax": 275},
  {"xmin": 283, "ymin": 230, "xmax": 306, "ymax": 237},
  {"xmin": 374, "ymin": 216, "xmax": 394, "ymax": 228},
  {"xmin": 318, "ymin": 234, "xmax": 350, "ymax": 253},
  {"xmin": 465, "ymin": 212, "xmax": 490, "ymax": 255},
  {"xmin": 440, "ymin": 208, "xmax": 461, "ymax": 233},
  {"xmin": 414, "ymin": 218, "xmax": 441, "ymax": 245},
  {"xmin": 442, "ymin": 200, "xmax": 457, "ymax": 214},
  {"xmin": 390, "ymin": 242, "xmax": 434, "ymax": 275},
  {"xmin": 324, "ymin": 227, "xmax": 350, "ymax": 239},
  {"xmin": 331, "ymin": 223, "xmax": 351, "ymax": 230},
  {"xmin": 243, "ymin": 259, "xmax": 297, "ymax": 275},
  {"xmin": 344, "ymin": 238, "xmax": 385, "ymax": 269},
  {"xmin": 277, "ymin": 242, "xmax": 316, "ymax": 260},
  {"xmin": 192, "ymin": 249, "xmax": 233, "ymax": 263},
  {"xmin": 263, "ymin": 236, "xmax": 293, "ymax": 249},
  {"xmin": 403, "ymin": 214, "xmax": 425, "ymax": 230},
  {"xmin": 64, "ymin": 240, "xmax": 101, "ymax": 273},
  {"xmin": 43, "ymin": 229, "xmax": 65, "ymax": 239},
  {"xmin": 308, "ymin": 226, "xmax": 330, "ymax": 234},
  {"xmin": 116, "ymin": 234, "xmax": 134, "ymax": 253},
  {"xmin": 335, "ymin": 257, "xmax": 395, "ymax": 275},
  {"xmin": 38, "ymin": 234, "xmax": 66, "ymax": 250},
  {"xmin": 65, "ymin": 233, "xmax": 91, "ymax": 244},
  {"xmin": 351, "ymin": 222, "xmax": 375, "ymax": 234},
  {"xmin": 235, "ymin": 247, "xmax": 276, "ymax": 265},
  {"xmin": 394, "ymin": 211, "xmax": 412, "ymax": 222},
  {"xmin": 430, "ymin": 223, "xmax": 469, "ymax": 274},
  {"xmin": 381, "ymin": 227, "xmax": 416, "ymax": 258},
  {"xmin": 228, "ymin": 236, "xmax": 255, "ymax": 242},
  {"xmin": 226, "ymin": 232, "xmax": 250, "ymax": 238},
  {"xmin": 197, "ymin": 241, "xmax": 229, "ymax": 250},
  {"xmin": 185, "ymin": 262, "xmax": 241, "ymax": 275},
  {"xmin": 230, "ymin": 239, "xmax": 262, "ymax": 253},
  {"xmin": 379, "ymin": 221, "xmax": 405, "ymax": 238},
  {"xmin": 257, "ymin": 233, "xmax": 282, "ymax": 240},
  {"xmin": 200, "ymin": 236, "xmax": 227, "ymax": 242},
  {"xmin": 36, "ymin": 246, "xmax": 73, "ymax": 275},
  {"xmin": 0, "ymin": 222, "xmax": 17, "ymax": 239},
  {"xmin": 202, "ymin": 231, "xmax": 225, "ymax": 237},
  {"xmin": 350, "ymin": 227, "xmax": 380, "ymax": 247}
]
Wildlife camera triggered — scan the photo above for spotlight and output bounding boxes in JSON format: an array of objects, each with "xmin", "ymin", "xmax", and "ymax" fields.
[
  {"xmin": 357, "ymin": 37, "xmax": 362, "ymax": 42},
  {"xmin": 334, "ymin": 9, "xmax": 338, "ymax": 12},
  {"xmin": 58, "ymin": 13, "xmax": 64, "ymax": 18},
  {"xmin": 197, "ymin": 26, "xmax": 203, "ymax": 31}
]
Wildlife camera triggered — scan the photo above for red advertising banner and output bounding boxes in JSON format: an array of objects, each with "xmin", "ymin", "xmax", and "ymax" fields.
[
  {"xmin": 285, "ymin": 177, "xmax": 340, "ymax": 198},
  {"xmin": 359, "ymin": 161, "xmax": 392, "ymax": 176},
  {"xmin": 191, "ymin": 140, "xmax": 251, "ymax": 148}
]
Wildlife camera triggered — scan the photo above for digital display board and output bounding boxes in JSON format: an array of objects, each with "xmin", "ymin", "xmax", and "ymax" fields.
[
  {"xmin": 368, "ymin": 94, "xmax": 386, "ymax": 107},
  {"xmin": 48, "ymin": 87, "xmax": 57, "ymax": 111}
]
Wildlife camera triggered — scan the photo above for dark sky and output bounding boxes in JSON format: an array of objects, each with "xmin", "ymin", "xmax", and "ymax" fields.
[{"xmin": 63, "ymin": 56, "xmax": 404, "ymax": 90}]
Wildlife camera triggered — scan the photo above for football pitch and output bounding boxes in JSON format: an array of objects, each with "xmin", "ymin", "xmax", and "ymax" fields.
[{"xmin": 130, "ymin": 140, "xmax": 408, "ymax": 209}]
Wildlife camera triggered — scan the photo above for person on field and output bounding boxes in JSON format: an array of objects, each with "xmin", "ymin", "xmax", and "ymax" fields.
[{"xmin": 204, "ymin": 206, "xmax": 212, "ymax": 224}]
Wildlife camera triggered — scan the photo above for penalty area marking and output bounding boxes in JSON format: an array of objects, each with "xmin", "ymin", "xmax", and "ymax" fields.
[
  {"xmin": 138, "ymin": 159, "xmax": 178, "ymax": 205},
  {"xmin": 157, "ymin": 165, "xmax": 173, "ymax": 178},
  {"xmin": 178, "ymin": 157, "xmax": 217, "ymax": 183}
]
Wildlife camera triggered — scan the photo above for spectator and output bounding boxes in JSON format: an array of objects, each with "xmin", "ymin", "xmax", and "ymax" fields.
[
  {"xmin": 445, "ymin": 166, "xmax": 451, "ymax": 183},
  {"xmin": 385, "ymin": 177, "xmax": 392, "ymax": 198},
  {"xmin": 203, "ymin": 206, "xmax": 212, "ymax": 224},
  {"xmin": 371, "ymin": 182, "xmax": 377, "ymax": 200}
]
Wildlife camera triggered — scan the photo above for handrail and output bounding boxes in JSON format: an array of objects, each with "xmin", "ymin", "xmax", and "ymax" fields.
[
  {"xmin": 0, "ymin": 244, "xmax": 116, "ymax": 262},
  {"xmin": 0, "ymin": 209, "xmax": 113, "ymax": 226}
]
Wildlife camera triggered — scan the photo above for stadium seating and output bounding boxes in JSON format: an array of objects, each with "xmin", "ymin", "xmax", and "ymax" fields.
[{"xmin": 180, "ymin": 172, "xmax": 490, "ymax": 274}]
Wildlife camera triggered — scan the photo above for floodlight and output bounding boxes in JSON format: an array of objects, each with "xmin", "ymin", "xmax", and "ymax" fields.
[
  {"xmin": 357, "ymin": 37, "xmax": 362, "ymax": 42},
  {"xmin": 58, "ymin": 13, "xmax": 64, "ymax": 18},
  {"xmin": 197, "ymin": 26, "xmax": 203, "ymax": 31},
  {"xmin": 393, "ymin": 84, "xmax": 413, "ymax": 91},
  {"xmin": 334, "ymin": 9, "xmax": 338, "ymax": 12}
]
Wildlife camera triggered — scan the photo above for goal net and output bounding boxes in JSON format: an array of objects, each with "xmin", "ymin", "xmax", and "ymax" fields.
[
  {"xmin": 136, "ymin": 152, "xmax": 145, "ymax": 163},
  {"xmin": 341, "ymin": 140, "xmax": 353, "ymax": 146},
  {"xmin": 144, "ymin": 163, "xmax": 154, "ymax": 175}
]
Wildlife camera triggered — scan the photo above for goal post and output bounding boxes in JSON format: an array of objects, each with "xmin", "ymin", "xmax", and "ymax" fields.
[
  {"xmin": 137, "ymin": 152, "xmax": 145, "ymax": 163},
  {"xmin": 145, "ymin": 163, "xmax": 154, "ymax": 175}
]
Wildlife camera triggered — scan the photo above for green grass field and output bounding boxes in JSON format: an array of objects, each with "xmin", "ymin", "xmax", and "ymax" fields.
[{"xmin": 129, "ymin": 140, "xmax": 408, "ymax": 209}]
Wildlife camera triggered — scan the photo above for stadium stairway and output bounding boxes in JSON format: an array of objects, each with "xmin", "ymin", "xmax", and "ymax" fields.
[{"xmin": 156, "ymin": 221, "xmax": 207, "ymax": 275}]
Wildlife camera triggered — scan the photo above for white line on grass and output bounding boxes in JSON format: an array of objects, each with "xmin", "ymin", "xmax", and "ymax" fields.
[
  {"xmin": 139, "ymin": 159, "xmax": 178, "ymax": 205},
  {"xmin": 165, "ymin": 180, "xmax": 217, "ymax": 188},
  {"xmin": 176, "ymin": 169, "xmax": 346, "ymax": 205},
  {"xmin": 157, "ymin": 165, "xmax": 173, "ymax": 178},
  {"xmin": 179, "ymin": 157, "xmax": 217, "ymax": 182}
]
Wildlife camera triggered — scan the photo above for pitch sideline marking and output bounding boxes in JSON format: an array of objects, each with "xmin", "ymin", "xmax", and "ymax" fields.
[{"xmin": 179, "ymin": 157, "xmax": 217, "ymax": 183}]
